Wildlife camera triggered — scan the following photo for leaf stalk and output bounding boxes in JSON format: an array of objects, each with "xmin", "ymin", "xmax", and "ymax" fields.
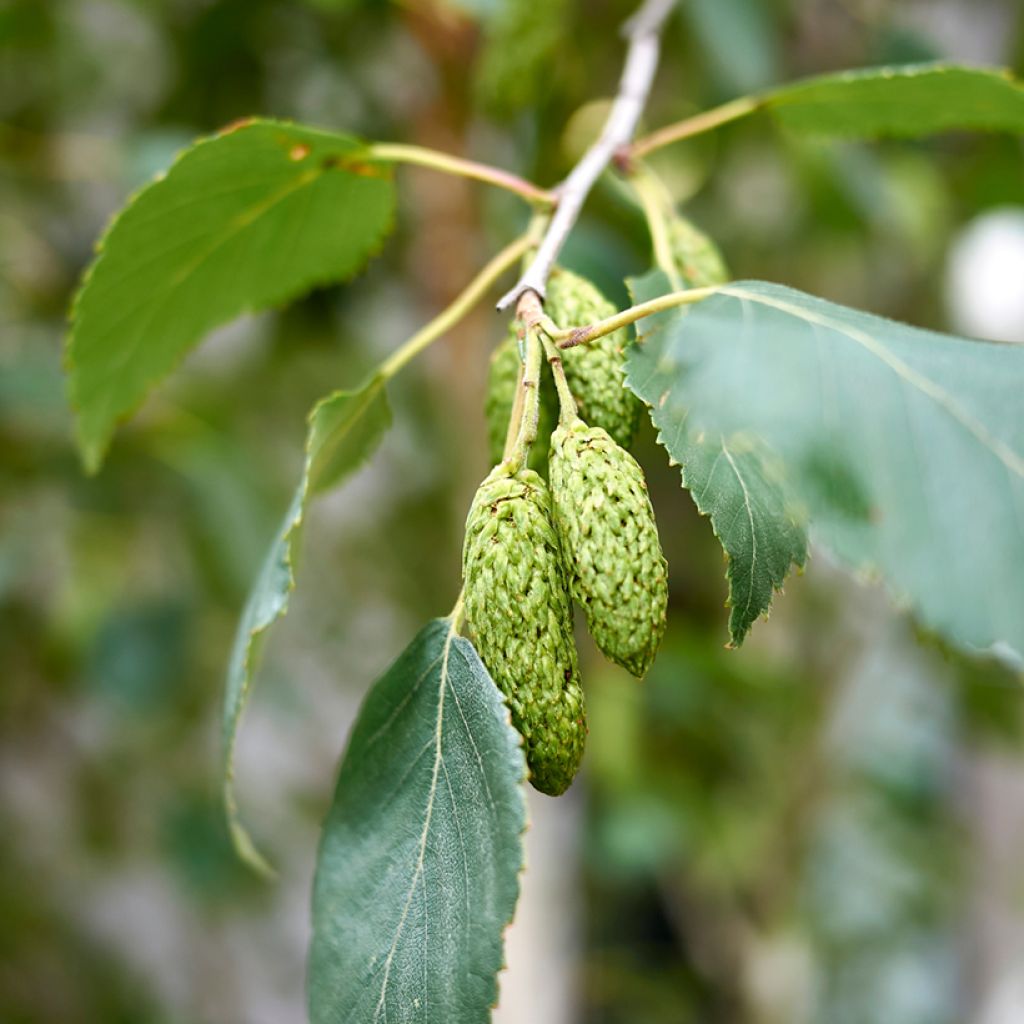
[
  {"xmin": 630, "ymin": 95, "xmax": 760, "ymax": 158},
  {"xmin": 557, "ymin": 286, "xmax": 719, "ymax": 349},
  {"xmin": 364, "ymin": 143, "xmax": 556, "ymax": 206},
  {"xmin": 379, "ymin": 232, "xmax": 537, "ymax": 380}
]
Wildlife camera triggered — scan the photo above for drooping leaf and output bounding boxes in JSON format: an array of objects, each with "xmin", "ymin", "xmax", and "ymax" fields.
[
  {"xmin": 627, "ymin": 278, "xmax": 1024, "ymax": 658},
  {"xmin": 223, "ymin": 376, "xmax": 390, "ymax": 874},
  {"xmin": 627, "ymin": 270, "xmax": 807, "ymax": 644},
  {"xmin": 763, "ymin": 62, "xmax": 1024, "ymax": 139},
  {"xmin": 67, "ymin": 119, "xmax": 395, "ymax": 471},
  {"xmin": 309, "ymin": 618, "xmax": 527, "ymax": 1024}
]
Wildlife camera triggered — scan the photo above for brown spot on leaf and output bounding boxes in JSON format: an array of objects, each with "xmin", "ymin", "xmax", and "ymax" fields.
[
  {"xmin": 321, "ymin": 155, "xmax": 389, "ymax": 178},
  {"xmin": 289, "ymin": 143, "xmax": 311, "ymax": 161}
]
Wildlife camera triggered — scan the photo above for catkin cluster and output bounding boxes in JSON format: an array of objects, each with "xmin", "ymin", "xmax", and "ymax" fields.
[
  {"xmin": 548, "ymin": 421, "xmax": 667, "ymax": 678},
  {"xmin": 665, "ymin": 211, "xmax": 729, "ymax": 288},
  {"xmin": 484, "ymin": 267, "xmax": 641, "ymax": 463},
  {"xmin": 462, "ymin": 466, "xmax": 586, "ymax": 796},
  {"xmin": 466, "ymin": 268, "xmax": 668, "ymax": 796},
  {"xmin": 546, "ymin": 267, "xmax": 643, "ymax": 450}
]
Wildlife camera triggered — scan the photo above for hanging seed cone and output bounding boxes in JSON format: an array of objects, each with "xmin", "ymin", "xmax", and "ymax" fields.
[
  {"xmin": 665, "ymin": 210, "xmax": 729, "ymax": 288},
  {"xmin": 549, "ymin": 419, "xmax": 668, "ymax": 678},
  {"xmin": 545, "ymin": 266, "xmax": 643, "ymax": 450},
  {"xmin": 462, "ymin": 465, "xmax": 586, "ymax": 795}
]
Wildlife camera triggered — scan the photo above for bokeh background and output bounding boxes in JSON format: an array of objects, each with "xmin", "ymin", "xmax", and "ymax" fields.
[{"xmin": 2, "ymin": 1, "xmax": 1024, "ymax": 1022}]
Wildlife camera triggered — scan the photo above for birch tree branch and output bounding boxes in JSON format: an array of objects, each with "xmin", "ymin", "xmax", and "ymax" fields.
[{"xmin": 495, "ymin": 0, "xmax": 677, "ymax": 313}]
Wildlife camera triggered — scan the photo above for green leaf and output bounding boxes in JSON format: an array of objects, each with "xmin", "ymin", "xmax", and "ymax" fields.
[
  {"xmin": 223, "ymin": 376, "xmax": 390, "ymax": 875},
  {"xmin": 627, "ymin": 270, "xmax": 808, "ymax": 644},
  {"xmin": 67, "ymin": 119, "xmax": 396, "ymax": 471},
  {"xmin": 763, "ymin": 62, "xmax": 1024, "ymax": 139},
  {"xmin": 626, "ymin": 278, "xmax": 1024, "ymax": 658},
  {"xmin": 309, "ymin": 618, "xmax": 527, "ymax": 1024}
]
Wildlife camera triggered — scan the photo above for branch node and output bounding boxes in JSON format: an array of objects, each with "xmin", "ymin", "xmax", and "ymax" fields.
[{"xmin": 495, "ymin": 0, "xmax": 676, "ymax": 312}]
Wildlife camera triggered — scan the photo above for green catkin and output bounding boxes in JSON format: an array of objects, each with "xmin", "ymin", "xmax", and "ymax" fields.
[
  {"xmin": 462, "ymin": 465, "xmax": 586, "ymax": 795},
  {"xmin": 549, "ymin": 420, "xmax": 668, "ymax": 678},
  {"xmin": 484, "ymin": 329, "xmax": 558, "ymax": 471},
  {"xmin": 545, "ymin": 267, "xmax": 643, "ymax": 450},
  {"xmin": 665, "ymin": 211, "xmax": 729, "ymax": 288}
]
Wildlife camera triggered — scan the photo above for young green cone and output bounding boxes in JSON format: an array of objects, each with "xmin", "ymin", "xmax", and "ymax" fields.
[
  {"xmin": 462, "ymin": 465, "xmax": 586, "ymax": 795},
  {"xmin": 545, "ymin": 267, "xmax": 643, "ymax": 450},
  {"xmin": 665, "ymin": 210, "xmax": 729, "ymax": 288},
  {"xmin": 549, "ymin": 420, "xmax": 668, "ymax": 678}
]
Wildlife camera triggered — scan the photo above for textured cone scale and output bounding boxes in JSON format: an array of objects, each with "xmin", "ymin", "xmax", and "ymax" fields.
[
  {"xmin": 545, "ymin": 267, "xmax": 643, "ymax": 450},
  {"xmin": 666, "ymin": 212, "xmax": 729, "ymax": 288},
  {"xmin": 484, "ymin": 330, "xmax": 558, "ymax": 471},
  {"xmin": 549, "ymin": 420, "xmax": 668, "ymax": 678},
  {"xmin": 462, "ymin": 465, "xmax": 586, "ymax": 795}
]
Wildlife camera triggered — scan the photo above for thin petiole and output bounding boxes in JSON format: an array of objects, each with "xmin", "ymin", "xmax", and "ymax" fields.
[
  {"xmin": 380, "ymin": 232, "xmax": 537, "ymax": 381},
  {"xmin": 363, "ymin": 143, "xmax": 557, "ymax": 206},
  {"xmin": 630, "ymin": 95, "xmax": 760, "ymax": 159},
  {"xmin": 628, "ymin": 163, "xmax": 681, "ymax": 289},
  {"xmin": 539, "ymin": 332, "xmax": 578, "ymax": 425},
  {"xmin": 557, "ymin": 287, "xmax": 719, "ymax": 349},
  {"xmin": 447, "ymin": 588, "xmax": 466, "ymax": 633}
]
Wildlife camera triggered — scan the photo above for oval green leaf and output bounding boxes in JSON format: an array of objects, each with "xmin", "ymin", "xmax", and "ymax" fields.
[
  {"xmin": 764, "ymin": 62, "xmax": 1024, "ymax": 139},
  {"xmin": 310, "ymin": 618, "xmax": 527, "ymax": 1024},
  {"xmin": 67, "ymin": 119, "xmax": 395, "ymax": 471},
  {"xmin": 223, "ymin": 376, "xmax": 391, "ymax": 875},
  {"xmin": 628, "ymin": 270, "xmax": 808, "ymax": 645},
  {"xmin": 627, "ymin": 279, "xmax": 1024, "ymax": 658}
]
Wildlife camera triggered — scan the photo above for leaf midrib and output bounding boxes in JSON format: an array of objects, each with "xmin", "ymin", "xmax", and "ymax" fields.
[{"xmin": 372, "ymin": 619, "xmax": 458, "ymax": 1023}]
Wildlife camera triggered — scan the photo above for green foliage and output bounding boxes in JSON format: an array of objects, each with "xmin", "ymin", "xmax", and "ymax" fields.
[
  {"xmin": 627, "ymin": 270, "xmax": 808, "ymax": 645},
  {"xmin": 764, "ymin": 63, "xmax": 1024, "ymax": 139},
  {"xmin": 223, "ymin": 377, "xmax": 391, "ymax": 873},
  {"xmin": 21, "ymin": 4, "xmax": 1024, "ymax": 1019},
  {"xmin": 309, "ymin": 619, "xmax": 527, "ymax": 1024},
  {"xmin": 67, "ymin": 120, "xmax": 396, "ymax": 471},
  {"xmin": 627, "ymin": 278, "xmax": 1024, "ymax": 657}
]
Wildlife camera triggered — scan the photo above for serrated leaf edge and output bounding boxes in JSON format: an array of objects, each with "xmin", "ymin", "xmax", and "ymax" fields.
[
  {"xmin": 65, "ymin": 118, "xmax": 396, "ymax": 472},
  {"xmin": 639, "ymin": 397, "xmax": 808, "ymax": 647},
  {"xmin": 223, "ymin": 376, "xmax": 390, "ymax": 875},
  {"xmin": 764, "ymin": 61, "xmax": 1024, "ymax": 139}
]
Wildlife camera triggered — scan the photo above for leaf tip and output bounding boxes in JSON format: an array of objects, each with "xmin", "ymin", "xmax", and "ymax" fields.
[{"xmin": 229, "ymin": 819, "xmax": 278, "ymax": 881}]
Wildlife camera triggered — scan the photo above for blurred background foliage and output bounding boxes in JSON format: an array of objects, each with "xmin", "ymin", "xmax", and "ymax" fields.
[{"xmin": 2, "ymin": 1, "xmax": 1024, "ymax": 1022}]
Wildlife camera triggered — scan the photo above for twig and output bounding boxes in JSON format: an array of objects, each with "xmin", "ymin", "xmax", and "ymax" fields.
[
  {"xmin": 496, "ymin": 0, "xmax": 677, "ymax": 312},
  {"xmin": 363, "ymin": 143, "xmax": 557, "ymax": 206}
]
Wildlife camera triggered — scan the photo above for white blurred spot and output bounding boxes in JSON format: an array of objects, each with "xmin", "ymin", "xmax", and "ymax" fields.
[{"xmin": 946, "ymin": 208, "xmax": 1024, "ymax": 343}]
